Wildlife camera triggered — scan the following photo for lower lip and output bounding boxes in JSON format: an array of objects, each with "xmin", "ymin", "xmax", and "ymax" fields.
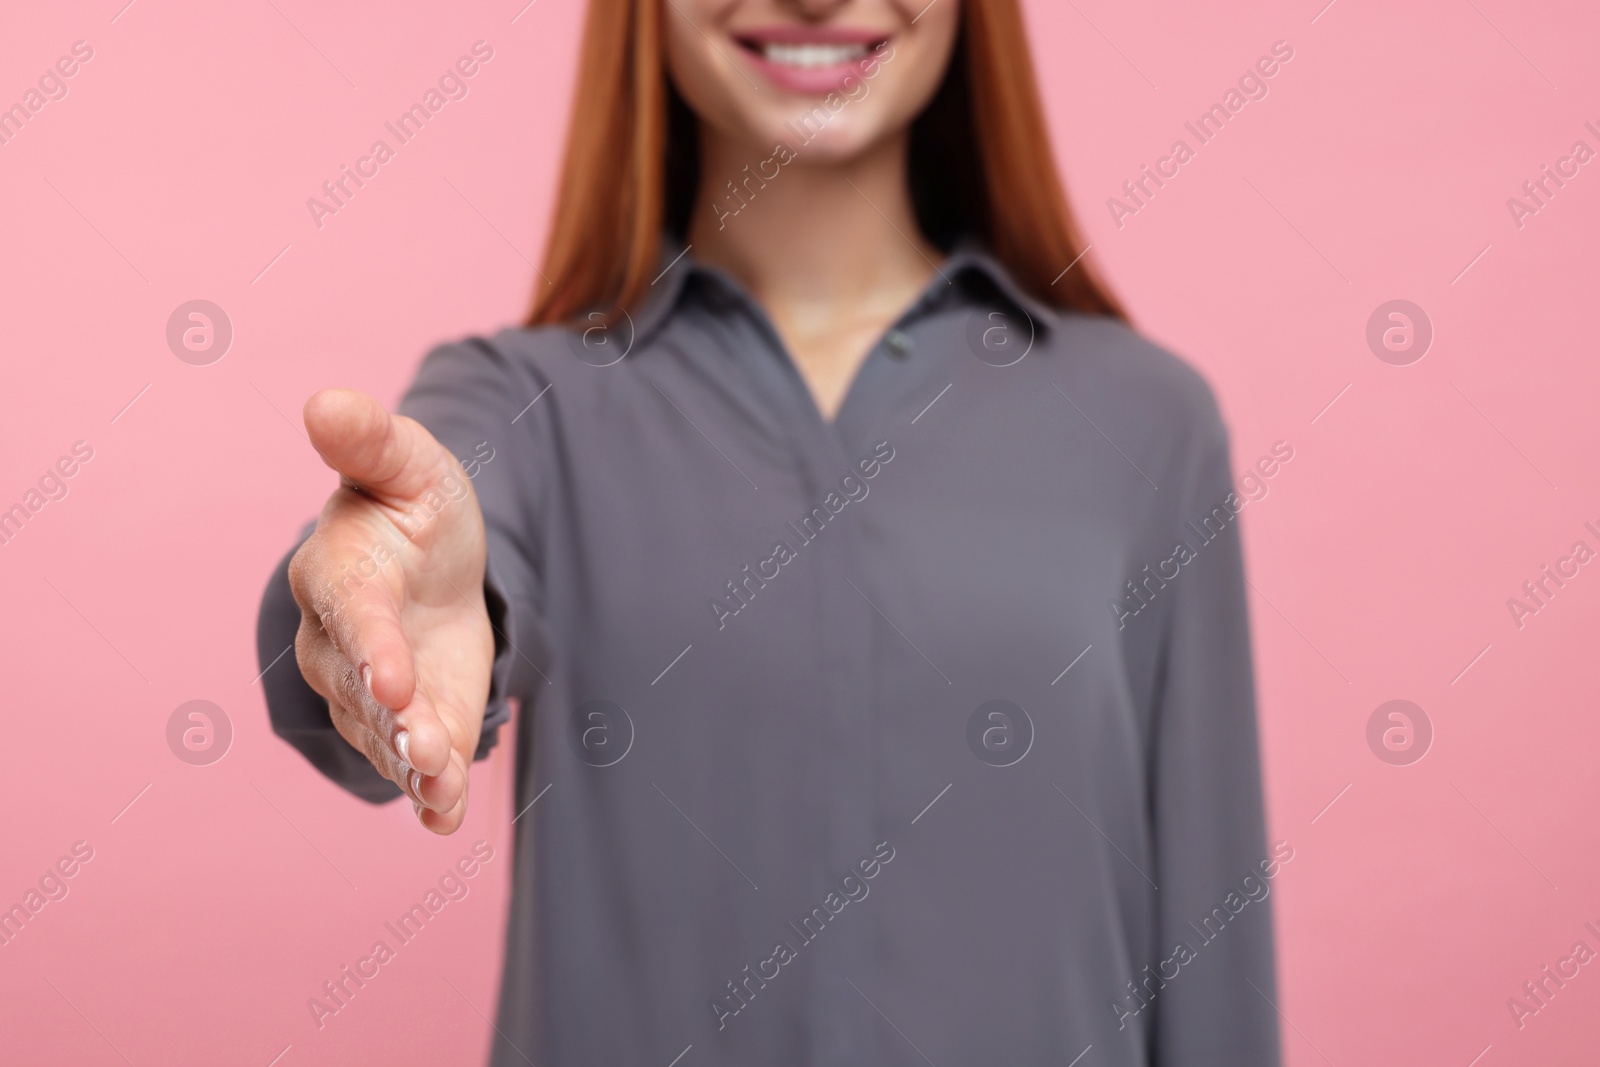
[{"xmin": 740, "ymin": 47, "xmax": 884, "ymax": 95}]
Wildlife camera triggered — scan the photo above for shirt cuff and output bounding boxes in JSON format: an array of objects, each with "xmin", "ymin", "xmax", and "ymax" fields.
[{"xmin": 474, "ymin": 541, "xmax": 520, "ymax": 762}]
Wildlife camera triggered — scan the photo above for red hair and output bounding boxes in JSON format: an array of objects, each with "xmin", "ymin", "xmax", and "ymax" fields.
[{"xmin": 529, "ymin": 0, "xmax": 1124, "ymax": 325}]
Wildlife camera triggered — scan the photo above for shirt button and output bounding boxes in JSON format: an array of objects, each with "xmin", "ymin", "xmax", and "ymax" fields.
[{"xmin": 884, "ymin": 330, "xmax": 913, "ymax": 358}]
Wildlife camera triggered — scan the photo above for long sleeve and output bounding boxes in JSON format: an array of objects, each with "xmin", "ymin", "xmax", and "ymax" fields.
[
  {"xmin": 254, "ymin": 337, "xmax": 544, "ymax": 802},
  {"xmin": 1145, "ymin": 415, "xmax": 1282, "ymax": 1066}
]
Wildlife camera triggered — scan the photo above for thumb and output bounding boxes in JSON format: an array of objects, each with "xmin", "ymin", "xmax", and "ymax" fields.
[{"xmin": 302, "ymin": 388, "xmax": 449, "ymax": 501}]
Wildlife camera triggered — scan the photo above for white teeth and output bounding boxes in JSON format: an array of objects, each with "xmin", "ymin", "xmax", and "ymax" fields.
[{"xmin": 762, "ymin": 43, "xmax": 868, "ymax": 69}]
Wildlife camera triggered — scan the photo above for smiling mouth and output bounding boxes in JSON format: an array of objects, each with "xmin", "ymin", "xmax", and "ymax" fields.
[{"xmin": 734, "ymin": 38, "xmax": 888, "ymax": 70}]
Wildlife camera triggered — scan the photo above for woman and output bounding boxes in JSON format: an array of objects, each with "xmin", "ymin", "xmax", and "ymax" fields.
[{"xmin": 257, "ymin": 0, "xmax": 1281, "ymax": 1064}]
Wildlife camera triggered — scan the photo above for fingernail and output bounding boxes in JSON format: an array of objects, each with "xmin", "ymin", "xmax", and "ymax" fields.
[
  {"xmin": 413, "ymin": 799, "xmax": 423, "ymax": 818},
  {"xmin": 411, "ymin": 770, "xmax": 425, "ymax": 805},
  {"xmin": 361, "ymin": 664, "xmax": 374, "ymax": 696},
  {"xmin": 394, "ymin": 730, "xmax": 411, "ymax": 765}
]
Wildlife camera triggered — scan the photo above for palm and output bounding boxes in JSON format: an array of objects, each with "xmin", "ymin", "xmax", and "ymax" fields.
[{"xmin": 402, "ymin": 567, "xmax": 495, "ymax": 765}]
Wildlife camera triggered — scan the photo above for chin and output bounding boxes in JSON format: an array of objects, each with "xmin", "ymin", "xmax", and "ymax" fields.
[{"xmin": 754, "ymin": 111, "xmax": 882, "ymax": 163}]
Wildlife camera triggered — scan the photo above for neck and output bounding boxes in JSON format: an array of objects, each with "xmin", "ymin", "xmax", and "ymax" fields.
[{"xmin": 685, "ymin": 130, "xmax": 943, "ymax": 317}]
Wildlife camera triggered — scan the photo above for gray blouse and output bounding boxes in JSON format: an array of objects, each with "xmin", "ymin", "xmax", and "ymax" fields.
[{"xmin": 258, "ymin": 237, "xmax": 1281, "ymax": 1066}]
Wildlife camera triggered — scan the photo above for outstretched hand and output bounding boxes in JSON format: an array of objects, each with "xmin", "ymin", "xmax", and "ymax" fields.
[{"xmin": 287, "ymin": 388, "xmax": 494, "ymax": 834}]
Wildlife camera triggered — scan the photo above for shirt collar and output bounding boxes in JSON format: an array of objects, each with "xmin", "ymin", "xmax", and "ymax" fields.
[
  {"xmin": 630, "ymin": 232, "xmax": 1059, "ymax": 349},
  {"xmin": 628, "ymin": 235, "xmax": 727, "ymax": 348},
  {"xmin": 939, "ymin": 236, "xmax": 1061, "ymax": 333}
]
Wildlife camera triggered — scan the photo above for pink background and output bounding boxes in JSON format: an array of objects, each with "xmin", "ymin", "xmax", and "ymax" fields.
[{"xmin": 2, "ymin": 1, "xmax": 1597, "ymax": 1064}]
